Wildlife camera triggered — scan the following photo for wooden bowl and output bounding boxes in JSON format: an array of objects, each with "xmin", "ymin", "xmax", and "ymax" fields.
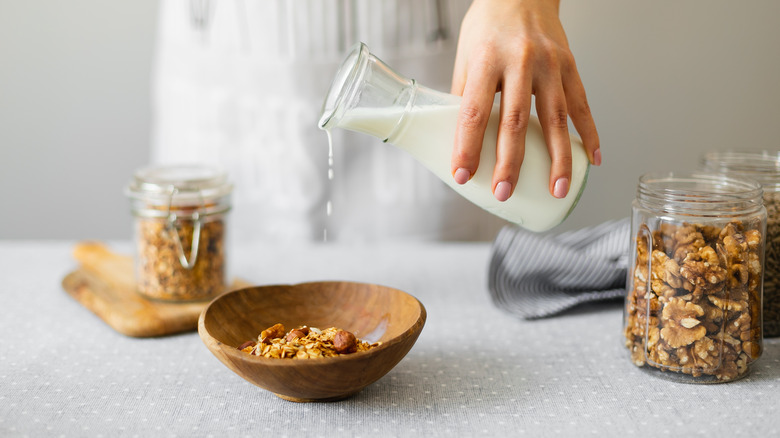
[{"xmin": 198, "ymin": 281, "xmax": 426, "ymax": 402}]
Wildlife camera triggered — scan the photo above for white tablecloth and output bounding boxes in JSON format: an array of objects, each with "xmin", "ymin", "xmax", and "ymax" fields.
[{"xmin": 1, "ymin": 241, "xmax": 778, "ymax": 437}]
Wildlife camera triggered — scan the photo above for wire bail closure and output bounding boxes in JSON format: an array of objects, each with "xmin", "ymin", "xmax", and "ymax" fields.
[{"xmin": 165, "ymin": 185, "xmax": 204, "ymax": 270}]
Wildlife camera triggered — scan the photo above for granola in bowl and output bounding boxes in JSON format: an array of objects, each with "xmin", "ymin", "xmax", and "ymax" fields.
[{"xmin": 238, "ymin": 323, "xmax": 381, "ymax": 359}]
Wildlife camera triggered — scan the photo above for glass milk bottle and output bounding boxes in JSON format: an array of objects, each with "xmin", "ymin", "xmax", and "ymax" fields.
[{"xmin": 318, "ymin": 43, "xmax": 590, "ymax": 233}]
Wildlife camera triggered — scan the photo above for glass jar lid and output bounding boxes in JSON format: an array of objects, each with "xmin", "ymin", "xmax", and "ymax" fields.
[
  {"xmin": 636, "ymin": 171, "xmax": 764, "ymax": 218},
  {"xmin": 701, "ymin": 150, "xmax": 780, "ymax": 191},
  {"xmin": 126, "ymin": 164, "xmax": 233, "ymax": 217}
]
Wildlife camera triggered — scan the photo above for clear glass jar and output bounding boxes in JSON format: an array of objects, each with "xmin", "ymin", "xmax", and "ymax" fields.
[
  {"xmin": 623, "ymin": 172, "xmax": 766, "ymax": 382},
  {"xmin": 701, "ymin": 150, "xmax": 780, "ymax": 337},
  {"xmin": 125, "ymin": 165, "xmax": 232, "ymax": 302}
]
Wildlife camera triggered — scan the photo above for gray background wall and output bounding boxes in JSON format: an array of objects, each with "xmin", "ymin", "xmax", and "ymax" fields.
[{"xmin": 2, "ymin": 0, "xmax": 779, "ymax": 240}]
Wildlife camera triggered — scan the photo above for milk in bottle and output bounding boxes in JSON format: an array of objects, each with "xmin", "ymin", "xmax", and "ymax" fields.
[{"xmin": 319, "ymin": 43, "xmax": 589, "ymax": 233}]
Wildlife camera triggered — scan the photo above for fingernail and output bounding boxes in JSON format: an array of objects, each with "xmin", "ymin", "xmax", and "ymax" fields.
[
  {"xmin": 553, "ymin": 177, "xmax": 569, "ymax": 199},
  {"xmin": 494, "ymin": 181, "xmax": 512, "ymax": 202},
  {"xmin": 593, "ymin": 149, "xmax": 602, "ymax": 166},
  {"xmin": 454, "ymin": 168, "xmax": 471, "ymax": 185}
]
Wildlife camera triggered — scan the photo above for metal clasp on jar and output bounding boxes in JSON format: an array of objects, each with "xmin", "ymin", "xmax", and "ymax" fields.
[{"xmin": 164, "ymin": 184, "xmax": 205, "ymax": 270}]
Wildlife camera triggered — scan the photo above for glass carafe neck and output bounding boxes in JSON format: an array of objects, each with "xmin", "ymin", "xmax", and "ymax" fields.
[{"xmin": 319, "ymin": 42, "xmax": 454, "ymax": 142}]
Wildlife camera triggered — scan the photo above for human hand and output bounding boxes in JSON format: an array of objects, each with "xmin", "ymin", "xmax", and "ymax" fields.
[{"xmin": 450, "ymin": 0, "xmax": 600, "ymax": 201}]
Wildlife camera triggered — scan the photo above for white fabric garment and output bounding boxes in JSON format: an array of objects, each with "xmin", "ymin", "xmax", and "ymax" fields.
[{"xmin": 151, "ymin": 0, "xmax": 507, "ymax": 243}]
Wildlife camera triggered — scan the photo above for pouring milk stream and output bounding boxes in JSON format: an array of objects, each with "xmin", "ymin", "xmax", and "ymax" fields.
[{"xmin": 319, "ymin": 43, "xmax": 589, "ymax": 233}]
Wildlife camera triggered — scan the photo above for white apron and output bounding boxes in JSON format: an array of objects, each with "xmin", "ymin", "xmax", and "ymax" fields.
[{"xmin": 151, "ymin": 0, "xmax": 506, "ymax": 243}]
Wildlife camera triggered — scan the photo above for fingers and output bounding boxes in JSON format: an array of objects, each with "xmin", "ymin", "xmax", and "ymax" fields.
[
  {"xmin": 492, "ymin": 66, "xmax": 533, "ymax": 202},
  {"xmin": 562, "ymin": 65, "xmax": 601, "ymax": 166},
  {"xmin": 451, "ymin": 51, "xmax": 499, "ymax": 186},
  {"xmin": 534, "ymin": 68, "xmax": 573, "ymax": 199},
  {"xmin": 455, "ymin": 62, "xmax": 597, "ymax": 201},
  {"xmin": 451, "ymin": 47, "xmax": 468, "ymax": 96}
]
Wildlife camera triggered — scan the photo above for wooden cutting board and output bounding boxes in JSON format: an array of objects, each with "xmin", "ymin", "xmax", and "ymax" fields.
[{"xmin": 62, "ymin": 242, "xmax": 250, "ymax": 337}]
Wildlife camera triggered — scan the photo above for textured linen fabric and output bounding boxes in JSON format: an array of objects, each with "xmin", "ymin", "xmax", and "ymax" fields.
[
  {"xmin": 488, "ymin": 218, "xmax": 632, "ymax": 319},
  {"xmin": 2, "ymin": 241, "xmax": 779, "ymax": 437}
]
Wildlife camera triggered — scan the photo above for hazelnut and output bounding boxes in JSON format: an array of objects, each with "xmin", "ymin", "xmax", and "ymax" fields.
[
  {"xmin": 285, "ymin": 327, "xmax": 309, "ymax": 343},
  {"xmin": 333, "ymin": 330, "xmax": 358, "ymax": 354}
]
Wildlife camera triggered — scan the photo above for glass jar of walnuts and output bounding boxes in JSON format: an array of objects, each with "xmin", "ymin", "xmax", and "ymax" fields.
[
  {"xmin": 624, "ymin": 172, "xmax": 766, "ymax": 382},
  {"xmin": 701, "ymin": 150, "xmax": 780, "ymax": 337},
  {"xmin": 126, "ymin": 165, "xmax": 232, "ymax": 302}
]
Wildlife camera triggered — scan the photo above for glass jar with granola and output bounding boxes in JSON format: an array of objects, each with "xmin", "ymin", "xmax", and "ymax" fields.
[
  {"xmin": 126, "ymin": 165, "xmax": 232, "ymax": 301},
  {"xmin": 701, "ymin": 150, "xmax": 780, "ymax": 337},
  {"xmin": 624, "ymin": 172, "xmax": 766, "ymax": 382}
]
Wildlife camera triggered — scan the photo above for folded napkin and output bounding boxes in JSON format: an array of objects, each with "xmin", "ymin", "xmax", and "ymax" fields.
[{"xmin": 488, "ymin": 218, "xmax": 631, "ymax": 319}]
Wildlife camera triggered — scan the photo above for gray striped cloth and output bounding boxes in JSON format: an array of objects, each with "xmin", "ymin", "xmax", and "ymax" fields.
[{"xmin": 488, "ymin": 218, "xmax": 631, "ymax": 319}]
